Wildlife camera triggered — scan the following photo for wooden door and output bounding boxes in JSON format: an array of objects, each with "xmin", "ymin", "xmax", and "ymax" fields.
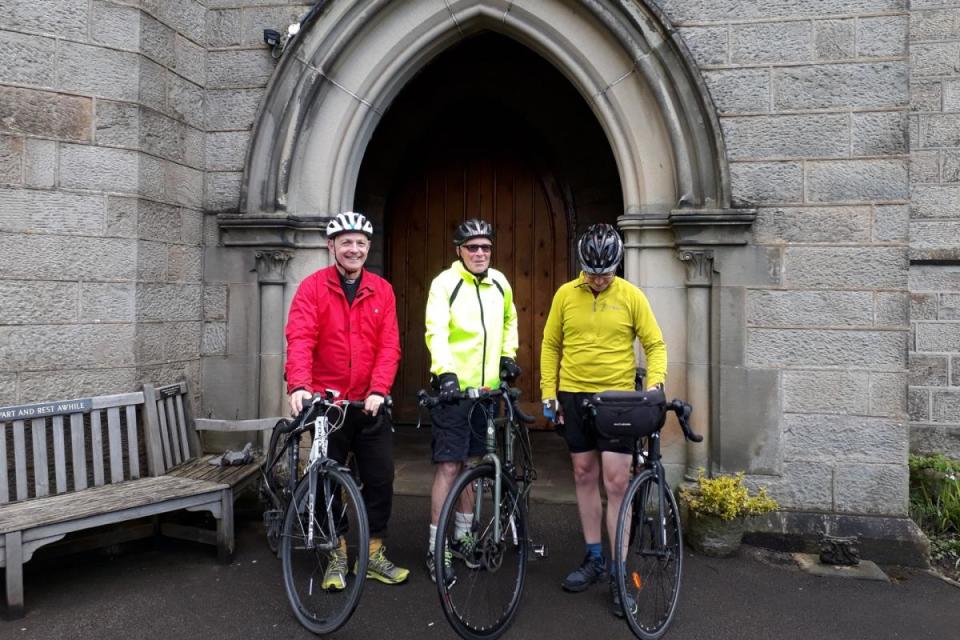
[{"xmin": 387, "ymin": 152, "xmax": 569, "ymax": 425}]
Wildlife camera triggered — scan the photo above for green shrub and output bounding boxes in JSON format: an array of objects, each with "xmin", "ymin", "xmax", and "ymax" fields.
[
  {"xmin": 908, "ymin": 454, "xmax": 960, "ymax": 535},
  {"xmin": 679, "ymin": 469, "xmax": 779, "ymax": 522}
]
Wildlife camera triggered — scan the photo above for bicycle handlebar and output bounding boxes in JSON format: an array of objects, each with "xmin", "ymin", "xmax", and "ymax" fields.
[
  {"xmin": 417, "ymin": 383, "xmax": 536, "ymax": 424},
  {"xmin": 279, "ymin": 392, "xmax": 393, "ymax": 435},
  {"xmin": 668, "ymin": 399, "xmax": 702, "ymax": 443},
  {"xmin": 580, "ymin": 396, "xmax": 702, "ymax": 443}
]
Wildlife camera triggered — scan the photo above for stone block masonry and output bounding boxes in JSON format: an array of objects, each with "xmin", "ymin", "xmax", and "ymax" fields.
[
  {"xmin": 657, "ymin": 0, "xmax": 914, "ymax": 519},
  {"xmin": 907, "ymin": 0, "xmax": 960, "ymax": 457},
  {"xmin": 0, "ymin": 0, "xmax": 213, "ymax": 404}
]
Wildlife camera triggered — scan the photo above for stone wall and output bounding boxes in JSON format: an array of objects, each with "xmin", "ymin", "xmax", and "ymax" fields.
[
  {"xmin": 908, "ymin": 1, "xmax": 960, "ymax": 458},
  {"xmin": 201, "ymin": 2, "xmax": 312, "ymax": 420},
  {"xmin": 0, "ymin": 1, "xmax": 209, "ymax": 403},
  {"xmin": 656, "ymin": 0, "xmax": 912, "ymax": 516}
]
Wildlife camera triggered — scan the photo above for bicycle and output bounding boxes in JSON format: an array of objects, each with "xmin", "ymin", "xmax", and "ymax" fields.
[
  {"xmin": 582, "ymin": 390, "xmax": 701, "ymax": 639},
  {"xmin": 417, "ymin": 381, "xmax": 546, "ymax": 640},
  {"xmin": 260, "ymin": 391, "xmax": 388, "ymax": 635}
]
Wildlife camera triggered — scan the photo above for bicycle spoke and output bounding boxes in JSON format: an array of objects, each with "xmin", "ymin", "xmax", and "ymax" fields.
[
  {"xmin": 617, "ymin": 473, "xmax": 682, "ymax": 640},
  {"xmin": 281, "ymin": 468, "xmax": 369, "ymax": 635},
  {"xmin": 436, "ymin": 464, "xmax": 527, "ymax": 639}
]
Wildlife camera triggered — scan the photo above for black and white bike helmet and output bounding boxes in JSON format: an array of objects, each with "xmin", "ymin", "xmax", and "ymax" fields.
[
  {"xmin": 578, "ymin": 223, "xmax": 623, "ymax": 274},
  {"xmin": 453, "ymin": 218, "xmax": 494, "ymax": 246},
  {"xmin": 326, "ymin": 211, "xmax": 373, "ymax": 239}
]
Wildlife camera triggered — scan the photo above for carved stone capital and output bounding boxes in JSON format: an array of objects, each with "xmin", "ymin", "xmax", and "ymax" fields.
[
  {"xmin": 255, "ymin": 249, "xmax": 293, "ymax": 284},
  {"xmin": 677, "ymin": 249, "xmax": 714, "ymax": 286}
]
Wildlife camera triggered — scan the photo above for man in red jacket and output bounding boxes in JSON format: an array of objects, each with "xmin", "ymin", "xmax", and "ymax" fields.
[{"xmin": 285, "ymin": 211, "xmax": 408, "ymax": 588}]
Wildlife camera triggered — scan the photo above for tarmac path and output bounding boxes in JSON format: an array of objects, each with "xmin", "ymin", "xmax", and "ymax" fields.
[{"xmin": 3, "ymin": 495, "xmax": 958, "ymax": 640}]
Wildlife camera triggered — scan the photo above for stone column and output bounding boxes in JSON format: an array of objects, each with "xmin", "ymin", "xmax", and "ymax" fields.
[
  {"xmin": 677, "ymin": 249, "xmax": 713, "ymax": 479},
  {"xmin": 255, "ymin": 250, "xmax": 293, "ymax": 418}
]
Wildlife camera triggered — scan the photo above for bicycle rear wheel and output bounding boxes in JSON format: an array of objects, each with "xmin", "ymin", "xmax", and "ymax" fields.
[
  {"xmin": 281, "ymin": 465, "xmax": 369, "ymax": 635},
  {"xmin": 436, "ymin": 463, "xmax": 528, "ymax": 640},
  {"xmin": 615, "ymin": 471, "xmax": 683, "ymax": 640}
]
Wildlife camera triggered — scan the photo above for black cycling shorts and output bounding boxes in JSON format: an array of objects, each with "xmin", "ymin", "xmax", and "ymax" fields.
[
  {"xmin": 556, "ymin": 391, "xmax": 633, "ymax": 455},
  {"xmin": 430, "ymin": 399, "xmax": 495, "ymax": 463}
]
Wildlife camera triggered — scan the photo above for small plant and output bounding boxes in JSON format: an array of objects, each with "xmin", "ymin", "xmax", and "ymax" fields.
[
  {"xmin": 908, "ymin": 454, "xmax": 960, "ymax": 535},
  {"xmin": 680, "ymin": 469, "xmax": 779, "ymax": 521}
]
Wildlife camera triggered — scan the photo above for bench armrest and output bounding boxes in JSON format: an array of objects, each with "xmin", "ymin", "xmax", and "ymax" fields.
[{"xmin": 194, "ymin": 418, "xmax": 283, "ymax": 453}]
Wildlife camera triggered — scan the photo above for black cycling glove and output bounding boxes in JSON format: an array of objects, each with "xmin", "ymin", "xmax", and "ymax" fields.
[
  {"xmin": 500, "ymin": 356, "xmax": 521, "ymax": 382},
  {"xmin": 438, "ymin": 372, "xmax": 460, "ymax": 403}
]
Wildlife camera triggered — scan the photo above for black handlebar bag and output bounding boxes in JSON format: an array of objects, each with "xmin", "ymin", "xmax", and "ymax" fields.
[{"xmin": 591, "ymin": 389, "xmax": 667, "ymax": 440}]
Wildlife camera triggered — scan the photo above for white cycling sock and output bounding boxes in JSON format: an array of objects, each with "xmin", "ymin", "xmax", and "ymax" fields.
[
  {"xmin": 455, "ymin": 512, "xmax": 474, "ymax": 540},
  {"xmin": 429, "ymin": 524, "xmax": 438, "ymax": 554}
]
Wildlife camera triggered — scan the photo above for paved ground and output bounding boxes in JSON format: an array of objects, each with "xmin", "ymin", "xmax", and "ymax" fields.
[
  {"xmin": 4, "ymin": 493, "xmax": 958, "ymax": 640},
  {"xmin": 4, "ymin": 428, "xmax": 959, "ymax": 639}
]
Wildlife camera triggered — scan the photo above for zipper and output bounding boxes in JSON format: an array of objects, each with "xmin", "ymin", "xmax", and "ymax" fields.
[{"xmin": 474, "ymin": 279, "xmax": 488, "ymax": 386}]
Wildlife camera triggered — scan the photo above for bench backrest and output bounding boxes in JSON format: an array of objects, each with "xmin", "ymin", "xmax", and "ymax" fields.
[
  {"xmin": 0, "ymin": 392, "xmax": 148, "ymax": 505},
  {"xmin": 142, "ymin": 381, "xmax": 201, "ymax": 476}
]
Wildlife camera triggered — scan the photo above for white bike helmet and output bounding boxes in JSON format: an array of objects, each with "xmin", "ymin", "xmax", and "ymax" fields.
[{"xmin": 326, "ymin": 212, "xmax": 373, "ymax": 239}]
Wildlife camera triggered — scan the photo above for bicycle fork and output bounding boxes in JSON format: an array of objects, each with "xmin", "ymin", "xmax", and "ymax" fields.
[{"xmin": 305, "ymin": 416, "xmax": 330, "ymax": 550}]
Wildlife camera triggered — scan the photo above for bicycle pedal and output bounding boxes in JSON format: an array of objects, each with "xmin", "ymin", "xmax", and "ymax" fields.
[
  {"xmin": 530, "ymin": 543, "xmax": 548, "ymax": 559},
  {"xmin": 263, "ymin": 509, "xmax": 283, "ymax": 524}
]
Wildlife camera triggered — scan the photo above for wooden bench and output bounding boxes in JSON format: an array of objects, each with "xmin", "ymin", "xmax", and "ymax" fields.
[{"xmin": 0, "ymin": 381, "xmax": 277, "ymax": 618}]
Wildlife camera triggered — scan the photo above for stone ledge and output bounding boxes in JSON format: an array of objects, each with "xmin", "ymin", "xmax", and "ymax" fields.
[
  {"xmin": 742, "ymin": 510, "xmax": 930, "ymax": 568},
  {"xmin": 217, "ymin": 213, "xmax": 328, "ymax": 248}
]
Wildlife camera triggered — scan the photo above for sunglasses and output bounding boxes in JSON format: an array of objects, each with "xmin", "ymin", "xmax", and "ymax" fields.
[{"xmin": 462, "ymin": 244, "xmax": 493, "ymax": 254}]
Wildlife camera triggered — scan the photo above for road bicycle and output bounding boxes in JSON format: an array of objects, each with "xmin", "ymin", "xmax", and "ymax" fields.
[
  {"xmin": 260, "ymin": 391, "xmax": 388, "ymax": 635},
  {"xmin": 582, "ymin": 390, "xmax": 701, "ymax": 639},
  {"xmin": 418, "ymin": 381, "xmax": 546, "ymax": 640}
]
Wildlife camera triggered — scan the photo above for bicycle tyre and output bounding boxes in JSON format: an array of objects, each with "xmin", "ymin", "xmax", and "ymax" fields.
[
  {"xmin": 615, "ymin": 471, "xmax": 683, "ymax": 640},
  {"xmin": 436, "ymin": 463, "xmax": 528, "ymax": 640},
  {"xmin": 281, "ymin": 465, "xmax": 369, "ymax": 635}
]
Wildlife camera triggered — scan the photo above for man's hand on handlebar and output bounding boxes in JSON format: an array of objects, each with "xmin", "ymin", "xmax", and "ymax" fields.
[
  {"xmin": 438, "ymin": 372, "xmax": 460, "ymax": 403},
  {"xmin": 289, "ymin": 389, "xmax": 312, "ymax": 416},
  {"xmin": 364, "ymin": 393, "xmax": 385, "ymax": 416}
]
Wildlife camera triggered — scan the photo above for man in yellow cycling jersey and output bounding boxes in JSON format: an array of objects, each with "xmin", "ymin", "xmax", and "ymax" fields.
[
  {"xmin": 540, "ymin": 223, "xmax": 667, "ymax": 617},
  {"xmin": 424, "ymin": 218, "xmax": 520, "ymax": 585}
]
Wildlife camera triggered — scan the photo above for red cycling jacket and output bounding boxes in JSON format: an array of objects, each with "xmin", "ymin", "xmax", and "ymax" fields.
[{"xmin": 285, "ymin": 265, "xmax": 401, "ymax": 401}]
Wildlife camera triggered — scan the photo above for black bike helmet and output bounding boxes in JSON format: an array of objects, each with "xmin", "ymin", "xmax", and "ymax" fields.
[
  {"xmin": 578, "ymin": 223, "xmax": 623, "ymax": 274},
  {"xmin": 453, "ymin": 218, "xmax": 494, "ymax": 246}
]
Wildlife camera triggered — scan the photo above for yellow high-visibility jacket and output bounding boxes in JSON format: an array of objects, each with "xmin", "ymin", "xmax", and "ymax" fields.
[
  {"xmin": 425, "ymin": 261, "xmax": 519, "ymax": 389},
  {"xmin": 540, "ymin": 274, "xmax": 667, "ymax": 398}
]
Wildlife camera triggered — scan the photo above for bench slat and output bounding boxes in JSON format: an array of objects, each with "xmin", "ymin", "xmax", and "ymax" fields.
[
  {"xmin": 107, "ymin": 407, "xmax": 124, "ymax": 483},
  {"xmin": 13, "ymin": 420, "xmax": 28, "ymax": 501},
  {"xmin": 175, "ymin": 395, "xmax": 192, "ymax": 459},
  {"xmin": 157, "ymin": 399, "xmax": 173, "ymax": 471},
  {"xmin": 70, "ymin": 413, "xmax": 87, "ymax": 490},
  {"xmin": 165, "ymin": 397, "xmax": 183, "ymax": 466},
  {"xmin": 52, "ymin": 416, "xmax": 67, "ymax": 494},
  {"xmin": 126, "ymin": 406, "xmax": 139, "ymax": 479},
  {"xmin": 0, "ymin": 422, "xmax": 8, "ymax": 503},
  {"xmin": 0, "ymin": 475, "xmax": 227, "ymax": 535},
  {"xmin": 31, "ymin": 418, "xmax": 49, "ymax": 498},
  {"xmin": 91, "ymin": 410, "xmax": 105, "ymax": 487}
]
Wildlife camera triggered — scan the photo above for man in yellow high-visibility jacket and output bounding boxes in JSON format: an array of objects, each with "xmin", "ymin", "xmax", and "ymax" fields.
[
  {"xmin": 540, "ymin": 223, "xmax": 667, "ymax": 618},
  {"xmin": 424, "ymin": 218, "xmax": 520, "ymax": 586}
]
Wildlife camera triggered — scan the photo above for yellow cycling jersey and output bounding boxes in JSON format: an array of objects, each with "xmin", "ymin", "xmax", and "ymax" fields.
[{"xmin": 540, "ymin": 274, "xmax": 667, "ymax": 398}]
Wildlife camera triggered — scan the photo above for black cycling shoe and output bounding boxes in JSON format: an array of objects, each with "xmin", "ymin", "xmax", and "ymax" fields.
[
  {"xmin": 609, "ymin": 578, "xmax": 637, "ymax": 618},
  {"xmin": 561, "ymin": 553, "xmax": 608, "ymax": 592}
]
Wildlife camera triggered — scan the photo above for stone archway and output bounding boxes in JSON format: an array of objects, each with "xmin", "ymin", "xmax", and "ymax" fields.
[
  {"xmin": 227, "ymin": 0, "xmax": 755, "ymax": 482},
  {"xmin": 238, "ymin": 0, "xmax": 732, "ymax": 218}
]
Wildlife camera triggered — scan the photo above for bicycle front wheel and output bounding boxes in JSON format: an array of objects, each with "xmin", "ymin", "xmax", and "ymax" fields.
[
  {"xmin": 281, "ymin": 465, "xmax": 369, "ymax": 635},
  {"xmin": 615, "ymin": 471, "xmax": 683, "ymax": 640},
  {"xmin": 436, "ymin": 463, "xmax": 528, "ymax": 640}
]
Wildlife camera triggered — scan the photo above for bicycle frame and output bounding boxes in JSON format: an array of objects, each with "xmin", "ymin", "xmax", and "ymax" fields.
[{"xmin": 634, "ymin": 431, "xmax": 672, "ymax": 555}]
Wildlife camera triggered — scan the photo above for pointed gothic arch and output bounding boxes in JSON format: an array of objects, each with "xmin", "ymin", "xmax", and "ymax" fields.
[{"xmin": 237, "ymin": 0, "xmax": 734, "ymax": 222}]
